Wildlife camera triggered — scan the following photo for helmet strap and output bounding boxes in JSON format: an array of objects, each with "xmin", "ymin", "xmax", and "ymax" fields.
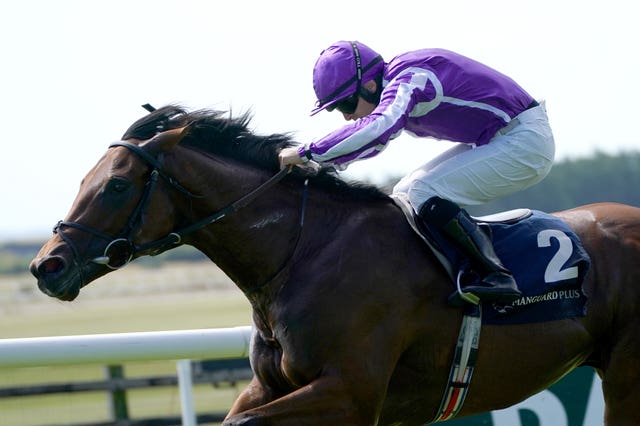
[{"xmin": 350, "ymin": 41, "xmax": 382, "ymax": 105}]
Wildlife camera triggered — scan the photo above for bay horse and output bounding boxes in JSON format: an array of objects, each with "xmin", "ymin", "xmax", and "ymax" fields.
[{"xmin": 30, "ymin": 105, "xmax": 640, "ymax": 425}]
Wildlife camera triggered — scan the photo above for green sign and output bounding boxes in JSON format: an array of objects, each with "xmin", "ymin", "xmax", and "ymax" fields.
[{"xmin": 442, "ymin": 368, "xmax": 603, "ymax": 426}]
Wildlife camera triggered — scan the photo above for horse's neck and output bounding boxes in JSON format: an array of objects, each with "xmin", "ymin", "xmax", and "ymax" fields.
[
  {"xmin": 200, "ymin": 197, "xmax": 304, "ymax": 290},
  {"xmin": 174, "ymin": 157, "xmax": 305, "ymax": 292}
]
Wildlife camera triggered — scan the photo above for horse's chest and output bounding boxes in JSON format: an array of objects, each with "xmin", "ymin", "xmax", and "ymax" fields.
[{"xmin": 250, "ymin": 327, "xmax": 303, "ymax": 391}]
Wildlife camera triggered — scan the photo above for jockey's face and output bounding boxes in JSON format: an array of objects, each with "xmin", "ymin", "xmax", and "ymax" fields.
[
  {"xmin": 341, "ymin": 96, "xmax": 377, "ymax": 121},
  {"xmin": 340, "ymin": 80, "xmax": 378, "ymax": 121}
]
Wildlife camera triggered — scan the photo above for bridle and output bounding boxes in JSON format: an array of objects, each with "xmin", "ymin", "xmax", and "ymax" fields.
[{"xmin": 54, "ymin": 141, "xmax": 302, "ymax": 281}]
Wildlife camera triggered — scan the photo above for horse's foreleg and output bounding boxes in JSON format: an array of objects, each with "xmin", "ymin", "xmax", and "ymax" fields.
[{"xmin": 223, "ymin": 375, "xmax": 379, "ymax": 426}]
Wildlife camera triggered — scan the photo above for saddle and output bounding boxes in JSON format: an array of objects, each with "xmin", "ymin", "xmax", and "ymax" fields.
[{"xmin": 391, "ymin": 193, "xmax": 590, "ymax": 325}]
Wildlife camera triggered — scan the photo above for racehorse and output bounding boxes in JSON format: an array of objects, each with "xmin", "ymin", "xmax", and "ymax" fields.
[{"xmin": 30, "ymin": 105, "xmax": 640, "ymax": 425}]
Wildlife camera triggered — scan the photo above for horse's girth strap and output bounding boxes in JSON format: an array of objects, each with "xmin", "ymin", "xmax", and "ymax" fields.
[{"xmin": 432, "ymin": 304, "xmax": 482, "ymax": 422}]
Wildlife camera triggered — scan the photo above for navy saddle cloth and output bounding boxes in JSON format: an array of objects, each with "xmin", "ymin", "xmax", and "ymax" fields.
[{"xmin": 420, "ymin": 209, "xmax": 591, "ymax": 325}]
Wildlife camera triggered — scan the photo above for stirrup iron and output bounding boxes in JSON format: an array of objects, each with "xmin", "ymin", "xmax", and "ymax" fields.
[{"xmin": 455, "ymin": 270, "xmax": 480, "ymax": 305}]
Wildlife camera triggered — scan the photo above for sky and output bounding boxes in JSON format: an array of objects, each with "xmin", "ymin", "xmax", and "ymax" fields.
[{"xmin": 1, "ymin": 0, "xmax": 638, "ymax": 240}]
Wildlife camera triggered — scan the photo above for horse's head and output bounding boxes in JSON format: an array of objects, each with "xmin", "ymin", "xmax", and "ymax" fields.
[{"xmin": 30, "ymin": 125, "xmax": 190, "ymax": 301}]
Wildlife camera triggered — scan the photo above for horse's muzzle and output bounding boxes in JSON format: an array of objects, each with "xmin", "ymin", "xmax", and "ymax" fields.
[{"xmin": 30, "ymin": 255, "xmax": 81, "ymax": 301}]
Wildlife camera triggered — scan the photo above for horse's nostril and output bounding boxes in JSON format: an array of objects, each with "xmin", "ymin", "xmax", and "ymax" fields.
[{"xmin": 38, "ymin": 257, "xmax": 64, "ymax": 275}]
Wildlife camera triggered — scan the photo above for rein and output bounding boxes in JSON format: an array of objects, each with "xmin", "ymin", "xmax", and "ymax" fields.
[{"xmin": 55, "ymin": 141, "xmax": 299, "ymax": 276}]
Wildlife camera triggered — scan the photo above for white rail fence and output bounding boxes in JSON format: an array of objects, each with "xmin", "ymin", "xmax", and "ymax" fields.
[{"xmin": 0, "ymin": 326, "xmax": 253, "ymax": 426}]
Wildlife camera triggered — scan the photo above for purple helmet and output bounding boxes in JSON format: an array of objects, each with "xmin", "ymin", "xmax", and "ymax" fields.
[{"xmin": 310, "ymin": 40, "xmax": 384, "ymax": 116}]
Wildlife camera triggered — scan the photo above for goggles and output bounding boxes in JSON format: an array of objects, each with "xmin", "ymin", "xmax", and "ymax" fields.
[{"xmin": 327, "ymin": 92, "xmax": 359, "ymax": 114}]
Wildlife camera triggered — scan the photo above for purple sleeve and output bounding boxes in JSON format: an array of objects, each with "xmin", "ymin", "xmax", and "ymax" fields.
[{"xmin": 304, "ymin": 72, "xmax": 427, "ymax": 169}]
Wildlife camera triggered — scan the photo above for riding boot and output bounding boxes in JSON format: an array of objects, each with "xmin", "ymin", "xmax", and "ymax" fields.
[{"xmin": 419, "ymin": 197, "xmax": 522, "ymax": 303}]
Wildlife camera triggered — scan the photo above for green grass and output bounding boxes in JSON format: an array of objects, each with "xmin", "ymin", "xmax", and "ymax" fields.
[
  {"xmin": 0, "ymin": 262, "xmax": 252, "ymax": 425},
  {"xmin": 0, "ymin": 290, "xmax": 251, "ymax": 338},
  {"xmin": 0, "ymin": 261, "xmax": 252, "ymax": 337}
]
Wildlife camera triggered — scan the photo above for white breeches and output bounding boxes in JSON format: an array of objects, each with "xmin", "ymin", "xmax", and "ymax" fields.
[{"xmin": 393, "ymin": 102, "xmax": 555, "ymax": 212}]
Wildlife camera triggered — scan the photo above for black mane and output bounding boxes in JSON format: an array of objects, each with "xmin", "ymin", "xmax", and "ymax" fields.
[{"xmin": 123, "ymin": 105, "xmax": 391, "ymax": 202}]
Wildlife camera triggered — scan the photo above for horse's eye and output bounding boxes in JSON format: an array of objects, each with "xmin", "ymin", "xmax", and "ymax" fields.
[{"xmin": 107, "ymin": 178, "xmax": 130, "ymax": 193}]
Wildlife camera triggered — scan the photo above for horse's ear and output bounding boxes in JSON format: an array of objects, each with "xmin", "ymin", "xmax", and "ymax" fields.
[{"xmin": 141, "ymin": 126, "xmax": 190, "ymax": 154}]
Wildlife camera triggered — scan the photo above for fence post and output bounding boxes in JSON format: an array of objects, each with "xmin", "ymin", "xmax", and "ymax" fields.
[
  {"xmin": 105, "ymin": 364, "xmax": 130, "ymax": 425},
  {"xmin": 177, "ymin": 359, "xmax": 197, "ymax": 426}
]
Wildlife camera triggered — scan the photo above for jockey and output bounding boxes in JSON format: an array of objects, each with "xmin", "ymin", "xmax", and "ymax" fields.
[{"xmin": 278, "ymin": 40, "xmax": 555, "ymax": 303}]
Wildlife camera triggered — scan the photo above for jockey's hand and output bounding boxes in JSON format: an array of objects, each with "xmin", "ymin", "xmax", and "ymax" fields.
[{"xmin": 278, "ymin": 147, "xmax": 305, "ymax": 169}]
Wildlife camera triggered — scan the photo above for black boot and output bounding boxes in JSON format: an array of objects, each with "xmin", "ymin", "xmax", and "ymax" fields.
[{"xmin": 419, "ymin": 197, "xmax": 522, "ymax": 303}]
